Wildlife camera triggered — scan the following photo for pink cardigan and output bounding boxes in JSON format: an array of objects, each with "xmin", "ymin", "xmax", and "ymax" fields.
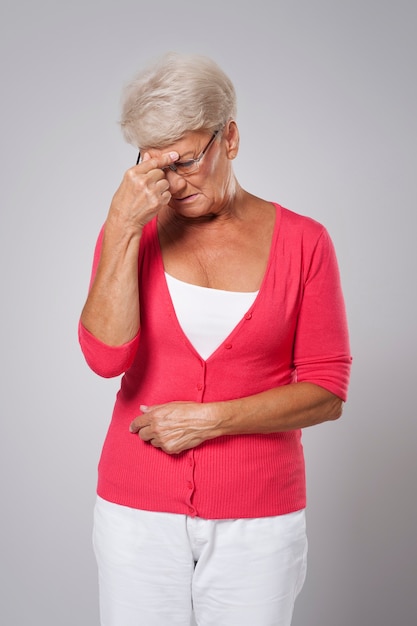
[{"xmin": 79, "ymin": 203, "xmax": 351, "ymax": 519}]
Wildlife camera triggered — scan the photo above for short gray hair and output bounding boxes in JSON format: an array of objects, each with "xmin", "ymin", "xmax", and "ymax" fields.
[{"xmin": 120, "ymin": 52, "xmax": 237, "ymax": 149}]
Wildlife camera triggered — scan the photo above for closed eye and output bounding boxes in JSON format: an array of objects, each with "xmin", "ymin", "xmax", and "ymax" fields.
[
  {"xmin": 162, "ymin": 158, "xmax": 199, "ymax": 174},
  {"xmin": 175, "ymin": 159, "xmax": 197, "ymax": 169}
]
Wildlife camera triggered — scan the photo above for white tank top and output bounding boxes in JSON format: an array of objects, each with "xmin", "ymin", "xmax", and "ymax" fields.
[{"xmin": 165, "ymin": 272, "xmax": 258, "ymax": 360}]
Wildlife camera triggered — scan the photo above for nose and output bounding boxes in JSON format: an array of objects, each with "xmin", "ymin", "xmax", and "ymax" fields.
[{"xmin": 164, "ymin": 168, "xmax": 188, "ymax": 194}]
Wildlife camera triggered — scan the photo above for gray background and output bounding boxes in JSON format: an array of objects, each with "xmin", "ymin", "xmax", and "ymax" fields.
[{"xmin": 1, "ymin": 1, "xmax": 416, "ymax": 624}]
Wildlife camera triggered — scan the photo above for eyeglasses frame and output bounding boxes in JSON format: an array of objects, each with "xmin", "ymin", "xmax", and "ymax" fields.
[{"xmin": 135, "ymin": 130, "xmax": 220, "ymax": 175}]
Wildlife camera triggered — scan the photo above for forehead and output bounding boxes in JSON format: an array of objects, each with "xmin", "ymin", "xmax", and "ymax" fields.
[{"xmin": 147, "ymin": 130, "xmax": 209, "ymax": 157}]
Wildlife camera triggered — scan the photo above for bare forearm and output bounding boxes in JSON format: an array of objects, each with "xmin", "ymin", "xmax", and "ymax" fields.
[
  {"xmin": 217, "ymin": 382, "xmax": 343, "ymax": 436},
  {"xmin": 130, "ymin": 383, "xmax": 344, "ymax": 455},
  {"xmin": 80, "ymin": 222, "xmax": 142, "ymax": 346},
  {"xmin": 81, "ymin": 150, "xmax": 179, "ymax": 346}
]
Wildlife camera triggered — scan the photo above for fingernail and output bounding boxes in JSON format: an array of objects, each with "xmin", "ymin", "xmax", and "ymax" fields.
[{"xmin": 169, "ymin": 152, "xmax": 179, "ymax": 160}]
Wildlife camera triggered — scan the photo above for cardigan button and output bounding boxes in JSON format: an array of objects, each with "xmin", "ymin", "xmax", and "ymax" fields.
[
  {"xmin": 224, "ymin": 343, "xmax": 232, "ymax": 350},
  {"xmin": 244, "ymin": 312, "xmax": 252, "ymax": 320}
]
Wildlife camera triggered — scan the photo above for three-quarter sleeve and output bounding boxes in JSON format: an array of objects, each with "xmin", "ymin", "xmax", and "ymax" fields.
[
  {"xmin": 293, "ymin": 228, "xmax": 352, "ymax": 401},
  {"xmin": 78, "ymin": 321, "xmax": 139, "ymax": 378}
]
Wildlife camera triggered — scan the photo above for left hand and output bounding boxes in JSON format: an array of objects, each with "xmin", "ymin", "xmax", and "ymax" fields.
[{"xmin": 129, "ymin": 402, "xmax": 222, "ymax": 455}]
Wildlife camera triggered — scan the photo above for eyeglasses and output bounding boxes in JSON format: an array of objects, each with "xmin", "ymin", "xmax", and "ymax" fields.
[{"xmin": 135, "ymin": 130, "xmax": 219, "ymax": 176}]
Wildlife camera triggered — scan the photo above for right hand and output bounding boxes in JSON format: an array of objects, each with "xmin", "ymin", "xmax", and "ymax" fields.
[{"xmin": 107, "ymin": 150, "xmax": 179, "ymax": 232}]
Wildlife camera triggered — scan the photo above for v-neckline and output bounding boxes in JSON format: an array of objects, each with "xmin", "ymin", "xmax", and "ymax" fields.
[{"xmin": 149, "ymin": 203, "xmax": 281, "ymax": 362}]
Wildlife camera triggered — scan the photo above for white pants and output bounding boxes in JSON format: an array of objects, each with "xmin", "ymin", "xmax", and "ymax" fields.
[{"xmin": 93, "ymin": 496, "xmax": 307, "ymax": 626}]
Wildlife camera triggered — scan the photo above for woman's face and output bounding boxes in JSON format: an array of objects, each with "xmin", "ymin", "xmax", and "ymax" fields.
[{"xmin": 143, "ymin": 122, "xmax": 239, "ymax": 219}]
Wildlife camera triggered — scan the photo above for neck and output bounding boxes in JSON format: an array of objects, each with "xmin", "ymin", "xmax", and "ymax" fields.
[{"xmin": 166, "ymin": 181, "xmax": 248, "ymax": 229}]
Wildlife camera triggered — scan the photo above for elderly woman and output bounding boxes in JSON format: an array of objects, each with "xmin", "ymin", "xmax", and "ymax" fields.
[{"xmin": 79, "ymin": 52, "xmax": 351, "ymax": 626}]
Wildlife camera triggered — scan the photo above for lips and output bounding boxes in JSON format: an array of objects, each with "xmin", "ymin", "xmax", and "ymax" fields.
[{"xmin": 174, "ymin": 194, "xmax": 198, "ymax": 202}]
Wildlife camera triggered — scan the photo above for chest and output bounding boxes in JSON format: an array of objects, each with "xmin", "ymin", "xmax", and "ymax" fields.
[{"xmin": 159, "ymin": 221, "xmax": 274, "ymax": 292}]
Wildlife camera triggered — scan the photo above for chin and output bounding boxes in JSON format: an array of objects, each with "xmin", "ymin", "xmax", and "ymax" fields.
[{"xmin": 171, "ymin": 199, "xmax": 214, "ymax": 219}]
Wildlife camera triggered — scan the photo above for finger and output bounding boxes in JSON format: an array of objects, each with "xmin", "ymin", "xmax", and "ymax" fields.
[
  {"xmin": 153, "ymin": 178, "xmax": 170, "ymax": 197},
  {"xmin": 129, "ymin": 422, "xmax": 152, "ymax": 442},
  {"xmin": 129, "ymin": 421, "xmax": 140, "ymax": 433},
  {"xmin": 138, "ymin": 426, "xmax": 153, "ymax": 442},
  {"xmin": 137, "ymin": 151, "xmax": 179, "ymax": 173},
  {"xmin": 129, "ymin": 405, "xmax": 151, "ymax": 433},
  {"xmin": 129, "ymin": 416, "xmax": 147, "ymax": 433}
]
